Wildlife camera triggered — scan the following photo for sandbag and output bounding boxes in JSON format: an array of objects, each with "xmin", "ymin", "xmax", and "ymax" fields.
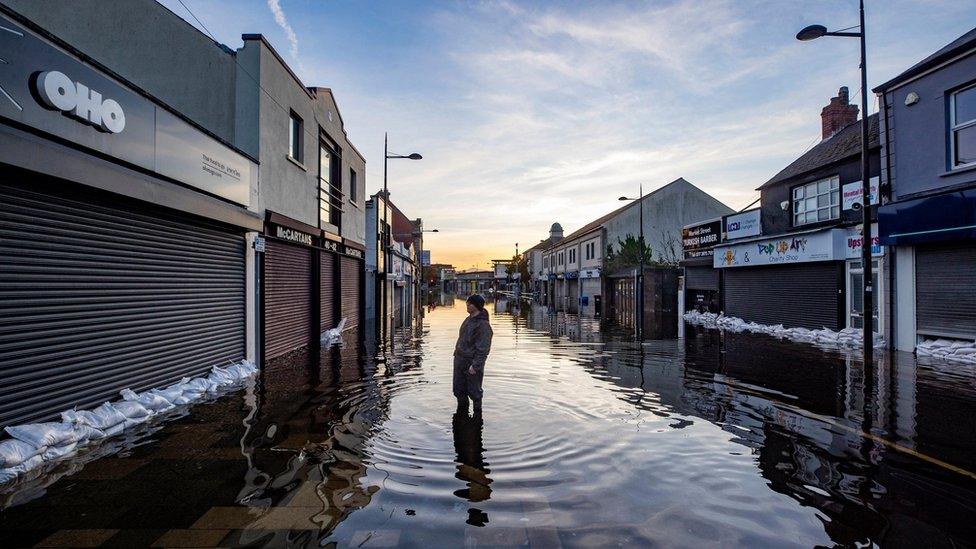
[
  {"xmin": 5, "ymin": 422, "xmax": 83, "ymax": 448},
  {"xmin": 113, "ymin": 400, "xmax": 151, "ymax": 420},
  {"xmin": 208, "ymin": 366, "xmax": 235, "ymax": 387},
  {"xmin": 120, "ymin": 389, "xmax": 174, "ymax": 413},
  {"xmin": 0, "ymin": 455, "xmax": 44, "ymax": 484},
  {"xmin": 41, "ymin": 442, "xmax": 78, "ymax": 461},
  {"xmin": 62, "ymin": 402, "xmax": 127, "ymax": 431},
  {"xmin": 0, "ymin": 439, "xmax": 42, "ymax": 468},
  {"xmin": 182, "ymin": 377, "xmax": 215, "ymax": 395}
]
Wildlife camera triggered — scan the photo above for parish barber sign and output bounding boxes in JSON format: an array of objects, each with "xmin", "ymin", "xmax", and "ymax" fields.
[{"xmin": 682, "ymin": 219, "xmax": 722, "ymax": 259}]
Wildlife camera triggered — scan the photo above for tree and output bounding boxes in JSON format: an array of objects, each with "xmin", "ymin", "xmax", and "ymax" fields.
[
  {"xmin": 604, "ymin": 234, "xmax": 654, "ymax": 273},
  {"xmin": 655, "ymin": 230, "xmax": 682, "ymax": 267},
  {"xmin": 504, "ymin": 254, "xmax": 530, "ymax": 286}
]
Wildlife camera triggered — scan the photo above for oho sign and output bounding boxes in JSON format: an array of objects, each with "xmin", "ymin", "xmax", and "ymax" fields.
[{"xmin": 34, "ymin": 70, "xmax": 126, "ymax": 134}]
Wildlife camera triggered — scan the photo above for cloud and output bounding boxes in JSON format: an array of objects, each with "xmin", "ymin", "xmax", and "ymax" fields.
[{"xmin": 266, "ymin": 0, "xmax": 300, "ymax": 61}]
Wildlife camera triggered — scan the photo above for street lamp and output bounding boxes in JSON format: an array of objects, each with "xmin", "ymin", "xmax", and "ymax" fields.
[
  {"xmin": 383, "ymin": 133, "xmax": 422, "ymax": 347},
  {"xmin": 619, "ymin": 183, "xmax": 645, "ymax": 340},
  {"xmin": 797, "ymin": 0, "xmax": 874, "ymax": 365}
]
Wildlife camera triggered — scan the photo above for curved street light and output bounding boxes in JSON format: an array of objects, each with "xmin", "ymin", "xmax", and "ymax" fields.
[{"xmin": 796, "ymin": 0, "xmax": 874, "ymax": 365}]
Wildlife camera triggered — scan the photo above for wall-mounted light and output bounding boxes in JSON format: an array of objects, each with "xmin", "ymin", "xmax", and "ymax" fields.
[
  {"xmin": 905, "ymin": 91, "xmax": 920, "ymax": 106},
  {"xmin": 780, "ymin": 200, "xmax": 790, "ymax": 211}
]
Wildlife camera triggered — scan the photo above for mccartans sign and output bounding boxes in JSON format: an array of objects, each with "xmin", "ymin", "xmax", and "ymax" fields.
[
  {"xmin": 275, "ymin": 225, "xmax": 314, "ymax": 246},
  {"xmin": 682, "ymin": 219, "xmax": 722, "ymax": 259}
]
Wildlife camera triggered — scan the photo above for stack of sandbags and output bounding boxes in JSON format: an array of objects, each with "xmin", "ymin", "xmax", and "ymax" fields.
[
  {"xmin": 684, "ymin": 311, "xmax": 887, "ymax": 350},
  {"xmin": 320, "ymin": 318, "xmax": 348, "ymax": 347},
  {"xmin": 917, "ymin": 338, "xmax": 976, "ymax": 364},
  {"xmin": 0, "ymin": 360, "xmax": 258, "ymax": 484}
]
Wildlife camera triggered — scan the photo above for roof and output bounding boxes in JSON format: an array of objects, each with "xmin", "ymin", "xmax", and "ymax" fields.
[
  {"xmin": 759, "ymin": 114, "xmax": 879, "ymax": 189},
  {"xmin": 545, "ymin": 177, "xmax": 697, "ymax": 250},
  {"xmin": 523, "ymin": 235, "xmax": 559, "ymax": 254},
  {"xmin": 875, "ymin": 27, "xmax": 976, "ymax": 92}
]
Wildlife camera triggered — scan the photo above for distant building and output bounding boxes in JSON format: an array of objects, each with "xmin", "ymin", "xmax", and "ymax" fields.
[{"xmin": 455, "ymin": 270, "xmax": 494, "ymax": 296}]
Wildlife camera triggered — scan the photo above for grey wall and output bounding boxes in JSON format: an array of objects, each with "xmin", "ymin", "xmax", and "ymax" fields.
[
  {"xmin": 883, "ymin": 51, "xmax": 976, "ymax": 201},
  {"xmin": 1, "ymin": 0, "xmax": 238, "ymax": 144},
  {"xmin": 603, "ymin": 179, "xmax": 733, "ymax": 264},
  {"xmin": 759, "ymin": 153, "xmax": 879, "ymax": 237},
  {"xmin": 246, "ymin": 38, "xmax": 367, "ymax": 244}
]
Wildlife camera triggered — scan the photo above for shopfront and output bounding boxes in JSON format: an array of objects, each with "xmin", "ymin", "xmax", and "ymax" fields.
[
  {"xmin": 0, "ymin": 11, "xmax": 259, "ymax": 428},
  {"xmin": 263, "ymin": 215, "xmax": 317, "ymax": 361},
  {"xmin": 713, "ymin": 227, "xmax": 884, "ymax": 331},
  {"xmin": 681, "ymin": 218, "xmax": 723, "ymax": 313}
]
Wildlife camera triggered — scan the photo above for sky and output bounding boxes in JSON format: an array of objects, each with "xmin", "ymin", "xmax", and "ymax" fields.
[{"xmin": 158, "ymin": 0, "xmax": 976, "ymax": 269}]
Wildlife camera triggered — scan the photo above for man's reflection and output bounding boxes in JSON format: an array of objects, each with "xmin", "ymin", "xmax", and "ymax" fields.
[{"xmin": 452, "ymin": 411, "xmax": 492, "ymax": 525}]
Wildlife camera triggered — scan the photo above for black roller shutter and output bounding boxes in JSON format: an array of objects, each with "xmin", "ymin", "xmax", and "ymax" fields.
[
  {"xmin": 320, "ymin": 251, "xmax": 337, "ymax": 332},
  {"xmin": 723, "ymin": 262, "xmax": 842, "ymax": 330},
  {"xmin": 264, "ymin": 239, "xmax": 312, "ymax": 360},
  {"xmin": 340, "ymin": 256, "xmax": 361, "ymax": 329},
  {"xmin": 685, "ymin": 266, "xmax": 719, "ymax": 291},
  {"xmin": 916, "ymin": 241, "xmax": 976, "ymax": 339},
  {"xmin": 0, "ymin": 183, "xmax": 245, "ymax": 429}
]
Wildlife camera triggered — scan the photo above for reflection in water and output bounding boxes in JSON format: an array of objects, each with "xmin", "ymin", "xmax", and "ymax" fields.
[
  {"xmin": 1, "ymin": 297, "xmax": 975, "ymax": 547},
  {"xmin": 452, "ymin": 411, "xmax": 492, "ymax": 511}
]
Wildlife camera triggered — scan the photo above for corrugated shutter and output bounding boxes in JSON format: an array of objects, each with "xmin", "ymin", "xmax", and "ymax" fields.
[
  {"xmin": 0, "ymin": 183, "xmax": 245, "ymax": 429},
  {"xmin": 264, "ymin": 239, "xmax": 312, "ymax": 360},
  {"xmin": 685, "ymin": 266, "xmax": 719, "ymax": 291},
  {"xmin": 723, "ymin": 263, "xmax": 842, "ymax": 330},
  {"xmin": 340, "ymin": 256, "xmax": 361, "ymax": 329},
  {"xmin": 916, "ymin": 241, "xmax": 976, "ymax": 339},
  {"xmin": 320, "ymin": 251, "xmax": 337, "ymax": 332}
]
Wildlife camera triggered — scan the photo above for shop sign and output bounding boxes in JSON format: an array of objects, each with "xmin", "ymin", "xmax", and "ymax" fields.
[
  {"xmin": 842, "ymin": 177, "xmax": 880, "ymax": 210},
  {"xmin": 565, "ymin": 271, "xmax": 580, "ymax": 279},
  {"xmin": 421, "ymin": 250, "xmax": 431, "ymax": 266},
  {"xmin": 0, "ymin": 13, "xmax": 251, "ymax": 206},
  {"xmin": 723, "ymin": 209, "xmax": 761, "ymax": 240},
  {"xmin": 344, "ymin": 246, "xmax": 364, "ymax": 259},
  {"xmin": 275, "ymin": 225, "xmax": 314, "ymax": 246},
  {"xmin": 322, "ymin": 240, "xmax": 339, "ymax": 252},
  {"xmin": 682, "ymin": 219, "xmax": 721, "ymax": 258},
  {"xmin": 714, "ymin": 230, "xmax": 835, "ymax": 268},
  {"xmin": 844, "ymin": 223, "xmax": 884, "ymax": 258},
  {"xmin": 579, "ymin": 269, "xmax": 601, "ymax": 279}
]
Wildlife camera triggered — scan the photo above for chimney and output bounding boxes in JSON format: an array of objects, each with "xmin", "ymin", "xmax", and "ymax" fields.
[{"xmin": 821, "ymin": 86, "xmax": 859, "ymax": 140}]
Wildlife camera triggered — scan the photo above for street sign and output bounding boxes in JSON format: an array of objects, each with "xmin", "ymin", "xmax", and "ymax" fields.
[{"xmin": 421, "ymin": 250, "xmax": 431, "ymax": 266}]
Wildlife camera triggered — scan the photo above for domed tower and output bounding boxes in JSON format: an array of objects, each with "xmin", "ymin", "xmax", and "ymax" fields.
[{"xmin": 549, "ymin": 222, "xmax": 564, "ymax": 242}]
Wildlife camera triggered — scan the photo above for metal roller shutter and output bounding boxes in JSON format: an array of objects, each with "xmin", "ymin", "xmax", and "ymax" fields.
[
  {"xmin": 264, "ymin": 239, "xmax": 312, "ymax": 360},
  {"xmin": 685, "ymin": 266, "xmax": 719, "ymax": 291},
  {"xmin": 916, "ymin": 241, "xmax": 976, "ymax": 339},
  {"xmin": 723, "ymin": 262, "xmax": 842, "ymax": 330},
  {"xmin": 340, "ymin": 256, "xmax": 361, "ymax": 329},
  {"xmin": 0, "ymin": 183, "xmax": 245, "ymax": 429},
  {"xmin": 320, "ymin": 251, "xmax": 337, "ymax": 332}
]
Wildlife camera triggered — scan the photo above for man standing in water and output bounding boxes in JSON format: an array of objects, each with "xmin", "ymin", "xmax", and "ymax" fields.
[{"xmin": 453, "ymin": 294, "xmax": 493, "ymax": 415}]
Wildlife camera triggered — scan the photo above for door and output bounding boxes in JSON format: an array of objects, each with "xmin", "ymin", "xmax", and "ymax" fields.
[
  {"xmin": 0, "ymin": 182, "xmax": 245, "ymax": 428},
  {"xmin": 264, "ymin": 239, "xmax": 312, "ymax": 360},
  {"xmin": 915, "ymin": 241, "xmax": 976, "ymax": 339},
  {"xmin": 341, "ymin": 256, "xmax": 362, "ymax": 330},
  {"xmin": 846, "ymin": 258, "xmax": 882, "ymax": 333}
]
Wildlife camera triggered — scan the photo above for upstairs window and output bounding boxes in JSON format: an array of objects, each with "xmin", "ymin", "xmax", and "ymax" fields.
[
  {"xmin": 793, "ymin": 176, "xmax": 839, "ymax": 226},
  {"xmin": 318, "ymin": 142, "xmax": 342, "ymax": 230},
  {"xmin": 349, "ymin": 168, "xmax": 358, "ymax": 203},
  {"xmin": 288, "ymin": 112, "xmax": 303, "ymax": 163},
  {"xmin": 950, "ymin": 83, "xmax": 976, "ymax": 168}
]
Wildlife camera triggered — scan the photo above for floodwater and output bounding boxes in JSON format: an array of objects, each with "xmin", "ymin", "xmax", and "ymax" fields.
[{"xmin": 2, "ymin": 296, "xmax": 976, "ymax": 547}]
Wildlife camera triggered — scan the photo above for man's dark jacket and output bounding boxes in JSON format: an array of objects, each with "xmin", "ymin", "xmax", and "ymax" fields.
[{"xmin": 453, "ymin": 309, "xmax": 493, "ymax": 400}]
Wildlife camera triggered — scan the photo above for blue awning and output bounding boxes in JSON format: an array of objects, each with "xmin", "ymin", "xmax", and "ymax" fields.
[{"xmin": 878, "ymin": 187, "xmax": 976, "ymax": 245}]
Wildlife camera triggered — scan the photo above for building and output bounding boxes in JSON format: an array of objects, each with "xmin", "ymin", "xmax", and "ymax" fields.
[
  {"xmin": 874, "ymin": 28, "xmax": 976, "ymax": 352},
  {"xmin": 546, "ymin": 219, "xmax": 608, "ymax": 315},
  {"xmin": 523, "ymin": 224, "xmax": 562, "ymax": 298},
  {"xmin": 536, "ymin": 223, "xmax": 565, "ymax": 303},
  {"xmin": 712, "ymin": 88, "xmax": 882, "ymax": 333},
  {"xmin": 0, "ymin": 1, "xmax": 366, "ymax": 427},
  {"xmin": 455, "ymin": 270, "xmax": 494, "ymax": 296},
  {"xmin": 365, "ymin": 192, "xmax": 422, "ymax": 336}
]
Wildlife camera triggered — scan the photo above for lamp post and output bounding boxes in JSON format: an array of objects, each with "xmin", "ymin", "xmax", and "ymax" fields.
[
  {"xmin": 619, "ymin": 183, "xmax": 645, "ymax": 340},
  {"xmin": 382, "ymin": 133, "xmax": 422, "ymax": 347},
  {"xmin": 797, "ymin": 0, "xmax": 873, "ymax": 365}
]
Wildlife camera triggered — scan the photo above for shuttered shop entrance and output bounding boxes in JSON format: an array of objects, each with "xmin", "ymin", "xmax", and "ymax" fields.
[
  {"xmin": 264, "ymin": 239, "xmax": 312, "ymax": 360},
  {"xmin": 0, "ymin": 183, "xmax": 245, "ymax": 429},
  {"xmin": 320, "ymin": 251, "xmax": 338, "ymax": 332},
  {"xmin": 916, "ymin": 241, "xmax": 976, "ymax": 339},
  {"xmin": 685, "ymin": 266, "xmax": 719, "ymax": 291},
  {"xmin": 340, "ymin": 256, "xmax": 362, "ymax": 329},
  {"xmin": 723, "ymin": 262, "xmax": 842, "ymax": 330}
]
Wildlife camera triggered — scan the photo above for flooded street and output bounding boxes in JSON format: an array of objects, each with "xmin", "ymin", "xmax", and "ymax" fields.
[{"xmin": 2, "ymin": 297, "xmax": 976, "ymax": 547}]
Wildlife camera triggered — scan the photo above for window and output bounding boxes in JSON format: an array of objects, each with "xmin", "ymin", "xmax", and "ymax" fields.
[
  {"xmin": 584, "ymin": 241, "xmax": 595, "ymax": 260},
  {"xmin": 793, "ymin": 176, "xmax": 839, "ymax": 225},
  {"xmin": 349, "ymin": 168, "xmax": 358, "ymax": 203},
  {"xmin": 288, "ymin": 112, "xmax": 303, "ymax": 162},
  {"xmin": 569, "ymin": 249, "xmax": 575, "ymax": 264},
  {"xmin": 950, "ymin": 83, "xmax": 976, "ymax": 168},
  {"xmin": 318, "ymin": 141, "xmax": 342, "ymax": 229}
]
